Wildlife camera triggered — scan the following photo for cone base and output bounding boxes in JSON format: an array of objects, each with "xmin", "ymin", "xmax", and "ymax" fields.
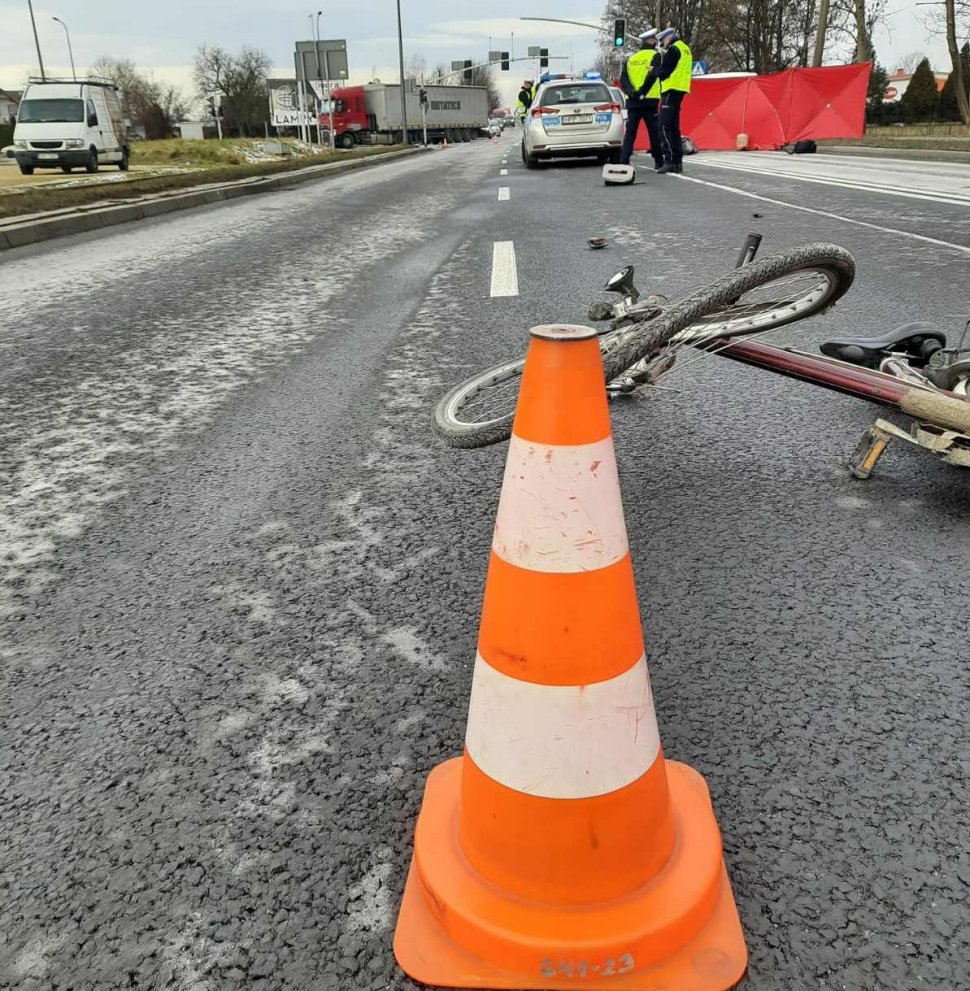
[{"xmin": 394, "ymin": 758, "xmax": 747, "ymax": 991}]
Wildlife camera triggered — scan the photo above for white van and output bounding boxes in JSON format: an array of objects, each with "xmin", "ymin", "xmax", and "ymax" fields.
[{"xmin": 13, "ymin": 78, "xmax": 129, "ymax": 176}]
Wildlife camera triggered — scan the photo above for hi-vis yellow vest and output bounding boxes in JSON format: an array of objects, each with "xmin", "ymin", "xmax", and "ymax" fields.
[
  {"xmin": 663, "ymin": 40, "xmax": 693, "ymax": 93},
  {"xmin": 627, "ymin": 49, "xmax": 661, "ymax": 99}
]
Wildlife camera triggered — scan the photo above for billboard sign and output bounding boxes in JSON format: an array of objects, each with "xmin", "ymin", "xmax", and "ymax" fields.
[{"xmin": 268, "ymin": 78, "xmax": 315, "ymax": 127}]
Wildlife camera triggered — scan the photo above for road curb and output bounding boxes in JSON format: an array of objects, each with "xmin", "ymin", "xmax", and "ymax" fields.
[
  {"xmin": 0, "ymin": 147, "xmax": 429, "ymax": 252},
  {"xmin": 818, "ymin": 145, "xmax": 970, "ymax": 164}
]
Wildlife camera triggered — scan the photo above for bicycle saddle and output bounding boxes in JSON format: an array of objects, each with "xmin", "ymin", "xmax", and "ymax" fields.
[{"xmin": 821, "ymin": 322, "xmax": 946, "ymax": 369}]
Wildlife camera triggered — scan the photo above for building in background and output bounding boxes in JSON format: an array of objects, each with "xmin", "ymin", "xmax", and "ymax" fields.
[
  {"xmin": 884, "ymin": 68, "xmax": 948, "ymax": 103},
  {"xmin": 1, "ymin": 87, "xmax": 22, "ymax": 124}
]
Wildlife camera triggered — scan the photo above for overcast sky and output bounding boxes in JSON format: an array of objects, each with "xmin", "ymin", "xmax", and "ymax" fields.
[{"xmin": 0, "ymin": 0, "xmax": 958, "ymax": 105}]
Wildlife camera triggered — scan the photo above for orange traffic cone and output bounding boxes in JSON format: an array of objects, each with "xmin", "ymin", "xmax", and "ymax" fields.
[{"xmin": 394, "ymin": 324, "xmax": 748, "ymax": 990}]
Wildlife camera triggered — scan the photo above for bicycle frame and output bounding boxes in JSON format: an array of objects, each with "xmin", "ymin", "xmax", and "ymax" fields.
[
  {"xmin": 694, "ymin": 336, "xmax": 970, "ymax": 474},
  {"xmin": 700, "ymin": 337, "xmax": 926, "ymax": 409}
]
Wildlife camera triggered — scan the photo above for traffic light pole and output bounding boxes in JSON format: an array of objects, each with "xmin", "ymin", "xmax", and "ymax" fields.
[
  {"xmin": 429, "ymin": 54, "xmax": 567, "ymax": 85},
  {"xmin": 519, "ymin": 16, "xmax": 601, "ymax": 29}
]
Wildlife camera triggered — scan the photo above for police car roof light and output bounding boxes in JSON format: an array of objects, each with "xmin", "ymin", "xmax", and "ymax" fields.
[{"xmin": 584, "ymin": 71, "xmax": 602, "ymax": 80}]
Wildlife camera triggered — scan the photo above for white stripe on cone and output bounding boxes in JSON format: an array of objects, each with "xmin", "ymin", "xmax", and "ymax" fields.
[
  {"xmin": 465, "ymin": 653, "xmax": 660, "ymax": 799},
  {"xmin": 492, "ymin": 435, "xmax": 629, "ymax": 574}
]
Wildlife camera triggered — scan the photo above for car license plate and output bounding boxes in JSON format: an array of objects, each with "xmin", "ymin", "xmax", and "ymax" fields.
[
  {"xmin": 563, "ymin": 115, "xmax": 593, "ymax": 125},
  {"xmin": 38, "ymin": 153, "xmax": 59, "ymax": 159}
]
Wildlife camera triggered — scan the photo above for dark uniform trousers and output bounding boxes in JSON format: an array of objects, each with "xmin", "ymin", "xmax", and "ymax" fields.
[
  {"xmin": 621, "ymin": 100, "xmax": 662, "ymax": 167},
  {"xmin": 660, "ymin": 90, "xmax": 686, "ymax": 168}
]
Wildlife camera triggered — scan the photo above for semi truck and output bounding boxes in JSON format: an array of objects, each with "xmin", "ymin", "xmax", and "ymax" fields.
[
  {"xmin": 12, "ymin": 77, "xmax": 128, "ymax": 175},
  {"xmin": 324, "ymin": 83, "xmax": 489, "ymax": 148}
]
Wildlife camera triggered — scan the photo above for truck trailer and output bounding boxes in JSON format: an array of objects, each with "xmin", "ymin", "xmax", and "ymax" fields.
[{"xmin": 325, "ymin": 83, "xmax": 489, "ymax": 148}]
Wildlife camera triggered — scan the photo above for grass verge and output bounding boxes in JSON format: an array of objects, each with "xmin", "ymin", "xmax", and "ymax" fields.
[
  {"xmin": 821, "ymin": 135, "xmax": 970, "ymax": 153},
  {"xmin": 0, "ymin": 145, "xmax": 407, "ymax": 221}
]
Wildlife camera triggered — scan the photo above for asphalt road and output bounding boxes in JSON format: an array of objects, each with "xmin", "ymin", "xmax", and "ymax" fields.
[{"xmin": 2, "ymin": 134, "xmax": 970, "ymax": 991}]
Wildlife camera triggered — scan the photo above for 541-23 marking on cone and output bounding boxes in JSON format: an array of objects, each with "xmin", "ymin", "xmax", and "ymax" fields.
[{"xmin": 540, "ymin": 954, "xmax": 635, "ymax": 979}]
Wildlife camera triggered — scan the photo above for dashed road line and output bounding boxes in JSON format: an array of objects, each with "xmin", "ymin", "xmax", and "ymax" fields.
[
  {"xmin": 678, "ymin": 173, "xmax": 970, "ymax": 257},
  {"xmin": 490, "ymin": 241, "xmax": 519, "ymax": 297},
  {"xmin": 498, "ymin": 186, "xmax": 511, "ymax": 201},
  {"xmin": 500, "ymin": 168, "xmax": 508, "ymax": 176}
]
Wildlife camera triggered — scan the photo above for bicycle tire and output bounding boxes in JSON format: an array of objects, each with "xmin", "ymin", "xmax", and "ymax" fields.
[{"xmin": 434, "ymin": 243, "xmax": 856, "ymax": 449}]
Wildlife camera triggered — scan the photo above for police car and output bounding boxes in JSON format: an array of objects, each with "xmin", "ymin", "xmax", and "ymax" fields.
[{"xmin": 521, "ymin": 73, "xmax": 624, "ymax": 169}]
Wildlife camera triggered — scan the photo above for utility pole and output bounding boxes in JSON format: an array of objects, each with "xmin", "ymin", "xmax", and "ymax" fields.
[
  {"xmin": 396, "ymin": 0, "xmax": 409, "ymax": 144},
  {"xmin": 310, "ymin": 13, "xmax": 323, "ymax": 146},
  {"xmin": 27, "ymin": 0, "xmax": 46, "ymax": 80}
]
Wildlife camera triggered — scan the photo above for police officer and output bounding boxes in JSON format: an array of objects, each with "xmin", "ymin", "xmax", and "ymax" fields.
[
  {"xmin": 646, "ymin": 27, "xmax": 693, "ymax": 173},
  {"xmin": 619, "ymin": 29, "xmax": 663, "ymax": 169},
  {"xmin": 516, "ymin": 79, "xmax": 534, "ymax": 123}
]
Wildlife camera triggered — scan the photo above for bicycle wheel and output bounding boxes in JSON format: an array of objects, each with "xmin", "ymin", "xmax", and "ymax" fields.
[{"xmin": 434, "ymin": 243, "xmax": 856, "ymax": 449}]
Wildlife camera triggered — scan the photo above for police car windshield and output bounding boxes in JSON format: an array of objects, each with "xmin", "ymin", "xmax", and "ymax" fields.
[{"xmin": 540, "ymin": 84, "xmax": 611, "ymax": 107}]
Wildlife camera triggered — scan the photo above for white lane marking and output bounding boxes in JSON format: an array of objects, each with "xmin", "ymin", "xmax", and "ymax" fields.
[
  {"xmin": 678, "ymin": 174, "xmax": 970, "ymax": 257},
  {"xmin": 493, "ymin": 435, "xmax": 628, "ymax": 573},
  {"xmin": 498, "ymin": 186, "xmax": 511, "ymax": 201},
  {"xmin": 465, "ymin": 653, "xmax": 660, "ymax": 799},
  {"xmin": 500, "ymin": 168, "xmax": 508, "ymax": 176},
  {"xmin": 694, "ymin": 158, "xmax": 970, "ymax": 208},
  {"xmin": 490, "ymin": 241, "xmax": 519, "ymax": 297}
]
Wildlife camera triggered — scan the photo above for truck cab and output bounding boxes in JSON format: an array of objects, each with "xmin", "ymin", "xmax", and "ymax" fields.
[
  {"xmin": 13, "ymin": 78, "xmax": 129, "ymax": 176},
  {"xmin": 328, "ymin": 86, "xmax": 367, "ymax": 149}
]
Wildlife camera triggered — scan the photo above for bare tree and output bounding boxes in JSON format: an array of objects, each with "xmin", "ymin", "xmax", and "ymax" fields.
[
  {"xmin": 194, "ymin": 45, "xmax": 271, "ymax": 137},
  {"xmin": 897, "ymin": 50, "xmax": 925, "ymax": 72},
  {"xmin": 467, "ymin": 65, "xmax": 501, "ymax": 113},
  {"xmin": 813, "ymin": 0, "xmax": 830, "ymax": 65},
  {"xmin": 406, "ymin": 54, "xmax": 430, "ymax": 83},
  {"xmin": 91, "ymin": 56, "xmax": 188, "ymax": 138},
  {"xmin": 853, "ymin": 0, "xmax": 870, "ymax": 62},
  {"xmin": 945, "ymin": 0, "xmax": 970, "ymax": 125},
  {"xmin": 915, "ymin": 0, "xmax": 969, "ymax": 125}
]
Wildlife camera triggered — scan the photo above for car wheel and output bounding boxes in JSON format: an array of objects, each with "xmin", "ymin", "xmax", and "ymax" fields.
[
  {"xmin": 118, "ymin": 148, "xmax": 130, "ymax": 171},
  {"xmin": 61, "ymin": 166, "xmax": 74, "ymax": 174},
  {"xmin": 19, "ymin": 164, "xmax": 34, "ymax": 175},
  {"xmin": 338, "ymin": 132, "xmax": 356, "ymax": 150},
  {"xmin": 85, "ymin": 149, "xmax": 99, "ymax": 173}
]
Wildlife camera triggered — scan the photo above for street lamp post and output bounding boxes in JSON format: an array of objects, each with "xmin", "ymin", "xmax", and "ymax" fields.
[
  {"xmin": 309, "ymin": 13, "xmax": 323, "ymax": 146},
  {"xmin": 396, "ymin": 0, "xmax": 409, "ymax": 145},
  {"xmin": 26, "ymin": 0, "xmax": 46, "ymax": 80},
  {"xmin": 52, "ymin": 16, "xmax": 77, "ymax": 82},
  {"xmin": 313, "ymin": 11, "xmax": 336, "ymax": 152}
]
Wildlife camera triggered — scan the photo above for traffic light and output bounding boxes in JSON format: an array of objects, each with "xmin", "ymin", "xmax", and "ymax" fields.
[
  {"xmin": 206, "ymin": 96, "xmax": 216, "ymax": 117},
  {"xmin": 539, "ymin": 47, "xmax": 549, "ymax": 69},
  {"xmin": 419, "ymin": 87, "xmax": 428, "ymax": 108},
  {"xmin": 501, "ymin": 51, "xmax": 510, "ymax": 71},
  {"xmin": 613, "ymin": 18, "xmax": 626, "ymax": 47},
  {"xmin": 463, "ymin": 59, "xmax": 473, "ymax": 82}
]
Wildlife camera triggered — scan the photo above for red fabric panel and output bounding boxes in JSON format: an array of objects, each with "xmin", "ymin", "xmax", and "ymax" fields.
[
  {"xmin": 634, "ymin": 63, "xmax": 870, "ymax": 153},
  {"xmin": 745, "ymin": 70, "xmax": 790, "ymax": 149},
  {"xmin": 785, "ymin": 63, "xmax": 871, "ymax": 144}
]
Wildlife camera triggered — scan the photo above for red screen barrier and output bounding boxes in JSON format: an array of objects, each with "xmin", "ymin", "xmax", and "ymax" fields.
[{"xmin": 635, "ymin": 63, "xmax": 871, "ymax": 153}]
